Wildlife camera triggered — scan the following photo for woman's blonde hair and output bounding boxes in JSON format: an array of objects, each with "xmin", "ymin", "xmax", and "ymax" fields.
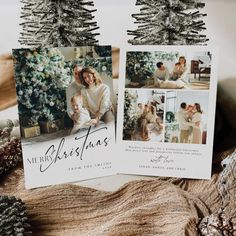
[
  {"xmin": 194, "ymin": 103, "xmax": 203, "ymax": 114},
  {"xmin": 71, "ymin": 94, "xmax": 82, "ymax": 104},
  {"xmin": 80, "ymin": 67, "xmax": 102, "ymax": 88}
]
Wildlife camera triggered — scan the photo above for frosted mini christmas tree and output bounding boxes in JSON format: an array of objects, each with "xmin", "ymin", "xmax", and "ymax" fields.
[
  {"xmin": 19, "ymin": 0, "xmax": 100, "ymax": 47},
  {"xmin": 128, "ymin": 0, "xmax": 208, "ymax": 45}
]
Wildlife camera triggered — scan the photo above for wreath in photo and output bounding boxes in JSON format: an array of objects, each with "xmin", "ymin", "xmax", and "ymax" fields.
[{"xmin": 166, "ymin": 111, "xmax": 175, "ymax": 123}]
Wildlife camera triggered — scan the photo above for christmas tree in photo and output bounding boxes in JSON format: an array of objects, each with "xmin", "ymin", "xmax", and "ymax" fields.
[
  {"xmin": 19, "ymin": 0, "xmax": 100, "ymax": 47},
  {"xmin": 74, "ymin": 46, "xmax": 112, "ymax": 77},
  {"xmin": 13, "ymin": 48, "xmax": 72, "ymax": 131},
  {"xmin": 123, "ymin": 90, "xmax": 138, "ymax": 139},
  {"xmin": 126, "ymin": 51, "xmax": 155, "ymax": 85},
  {"xmin": 128, "ymin": 0, "xmax": 208, "ymax": 45}
]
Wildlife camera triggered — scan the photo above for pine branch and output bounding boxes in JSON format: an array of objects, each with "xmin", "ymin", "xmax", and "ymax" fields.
[
  {"xmin": 19, "ymin": 0, "xmax": 100, "ymax": 47},
  {"xmin": 128, "ymin": 0, "xmax": 209, "ymax": 45}
]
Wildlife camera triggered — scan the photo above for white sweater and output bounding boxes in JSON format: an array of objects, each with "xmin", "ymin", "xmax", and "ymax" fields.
[
  {"xmin": 190, "ymin": 112, "xmax": 202, "ymax": 129},
  {"xmin": 72, "ymin": 108, "xmax": 91, "ymax": 127},
  {"xmin": 81, "ymin": 84, "xmax": 112, "ymax": 118},
  {"xmin": 176, "ymin": 109, "xmax": 189, "ymax": 130},
  {"xmin": 153, "ymin": 68, "xmax": 170, "ymax": 81}
]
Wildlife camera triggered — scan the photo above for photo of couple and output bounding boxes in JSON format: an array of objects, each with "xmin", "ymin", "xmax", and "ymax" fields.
[
  {"xmin": 125, "ymin": 50, "xmax": 212, "ymax": 90},
  {"xmin": 67, "ymin": 66, "xmax": 114, "ymax": 135},
  {"xmin": 165, "ymin": 91, "xmax": 209, "ymax": 145},
  {"xmin": 123, "ymin": 89, "xmax": 164, "ymax": 142},
  {"xmin": 153, "ymin": 56, "xmax": 187, "ymax": 84},
  {"xmin": 176, "ymin": 102, "xmax": 203, "ymax": 144}
]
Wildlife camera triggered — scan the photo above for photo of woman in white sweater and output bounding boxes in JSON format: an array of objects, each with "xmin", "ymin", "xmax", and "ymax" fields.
[
  {"xmin": 190, "ymin": 103, "xmax": 203, "ymax": 144},
  {"xmin": 80, "ymin": 67, "xmax": 114, "ymax": 125}
]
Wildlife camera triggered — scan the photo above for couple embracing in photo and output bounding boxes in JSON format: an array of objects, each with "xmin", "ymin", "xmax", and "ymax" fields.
[
  {"xmin": 66, "ymin": 65, "xmax": 114, "ymax": 134},
  {"xmin": 176, "ymin": 102, "xmax": 203, "ymax": 144}
]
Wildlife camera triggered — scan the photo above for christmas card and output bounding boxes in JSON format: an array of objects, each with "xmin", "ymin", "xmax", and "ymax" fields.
[
  {"xmin": 117, "ymin": 46, "xmax": 218, "ymax": 179},
  {"xmin": 12, "ymin": 46, "xmax": 116, "ymax": 189}
]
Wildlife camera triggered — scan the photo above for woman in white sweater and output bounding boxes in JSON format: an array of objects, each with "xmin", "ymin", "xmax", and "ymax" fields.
[
  {"xmin": 80, "ymin": 67, "xmax": 114, "ymax": 125},
  {"xmin": 191, "ymin": 103, "xmax": 203, "ymax": 144},
  {"xmin": 170, "ymin": 56, "xmax": 188, "ymax": 82}
]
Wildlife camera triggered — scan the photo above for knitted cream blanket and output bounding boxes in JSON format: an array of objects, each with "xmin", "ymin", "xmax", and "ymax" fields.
[{"xmin": 1, "ymin": 149, "xmax": 235, "ymax": 236}]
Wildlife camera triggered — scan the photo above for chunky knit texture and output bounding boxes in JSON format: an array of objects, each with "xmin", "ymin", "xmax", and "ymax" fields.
[{"xmin": 1, "ymin": 149, "xmax": 235, "ymax": 236}]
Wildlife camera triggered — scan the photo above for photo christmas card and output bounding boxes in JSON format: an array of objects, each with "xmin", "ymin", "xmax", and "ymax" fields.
[
  {"xmin": 12, "ymin": 46, "xmax": 116, "ymax": 189},
  {"xmin": 117, "ymin": 46, "xmax": 218, "ymax": 179}
]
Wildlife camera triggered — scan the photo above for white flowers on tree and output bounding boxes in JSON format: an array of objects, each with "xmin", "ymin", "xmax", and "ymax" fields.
[
  {"xmin": 128, "ymin": 0, "xmax": 208, "ymax": 45},
  {"xmin": 19, "ymin": 0, "xmax": 99, "ymax": 47},
  {"xmin": 13, "ymin": 48, "xmax": 72, "ymax": 125}
]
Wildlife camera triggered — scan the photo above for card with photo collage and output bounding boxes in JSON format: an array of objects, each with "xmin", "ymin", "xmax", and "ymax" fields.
[{"xmin": 117, "ymin": 46, "xmax": 218, "ymax": 179}]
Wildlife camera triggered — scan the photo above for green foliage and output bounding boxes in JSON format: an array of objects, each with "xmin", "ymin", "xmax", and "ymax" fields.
[
  {"xmin": 154, "ymin": 51, "xmax": 179, "ymax": 62},
  {"xmin": 166, "ymin": 111, "xmax": 175, "ymax": 123},
  {"xmin": 74, "ymin": 56, "xmax": 112, "ymax": 77},
  {"xmin": 126, "ymin": 51, "xmax": 179, "ymax": 83},
  {"xmin": 13, "ymin": 48, "xmax": 72, "ymax": 125},
  {"xmin": 123, "ymin": 90, "xmax": 138, "ymax": 130},
  {"xmin": 126, "ymin": 51, "xmax": 155, "ymax": 82},
  {"xmin": 94, "ymin": 46, "xmax": 112, "ymax": 58}
]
